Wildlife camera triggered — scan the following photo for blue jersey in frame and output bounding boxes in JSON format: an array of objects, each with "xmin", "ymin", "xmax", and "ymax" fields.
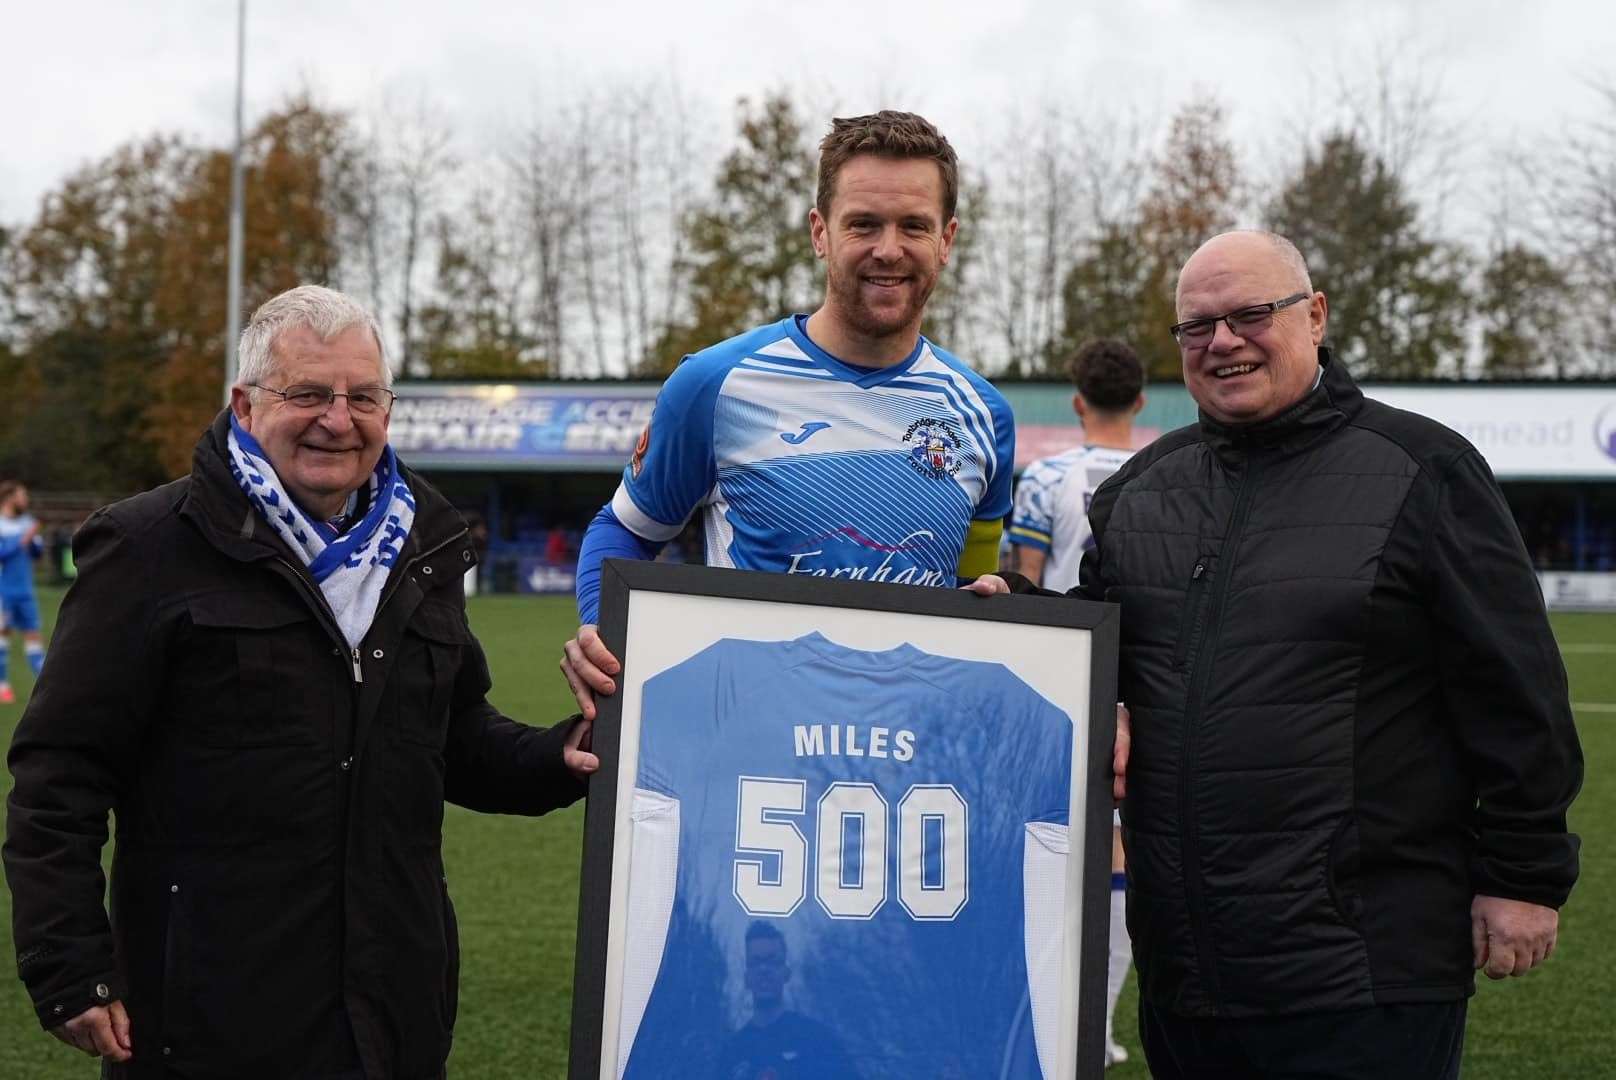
[{"xmin": 616, "ymin": 634, "xmax": 1074, "ymax": 1079}]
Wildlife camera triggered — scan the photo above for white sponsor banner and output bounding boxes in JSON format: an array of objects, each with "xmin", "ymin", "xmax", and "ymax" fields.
[
  {"xmin": 1538, "ymin": 572, "xmax": 1616, "ymax": 611},
  {"xmin": 1366, "ymin": 387, "xmax": 1616, "ymax": 478}
]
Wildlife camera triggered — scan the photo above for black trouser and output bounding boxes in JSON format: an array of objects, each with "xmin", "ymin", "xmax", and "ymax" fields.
[{"xmin": 1139, "ymin": 998, "xmax": 1468, "ymax": 1080}]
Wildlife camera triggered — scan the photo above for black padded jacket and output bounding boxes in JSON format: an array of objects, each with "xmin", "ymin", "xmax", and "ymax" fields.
[{"xmin": 1069, "ymin": 350, "xmax": 1582, "ymax": 1017}]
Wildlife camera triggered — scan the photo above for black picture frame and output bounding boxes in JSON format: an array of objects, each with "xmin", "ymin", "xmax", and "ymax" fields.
[{"xmin": 568, "ymin": 560, "xmax": 1120, "ymax": 1080}]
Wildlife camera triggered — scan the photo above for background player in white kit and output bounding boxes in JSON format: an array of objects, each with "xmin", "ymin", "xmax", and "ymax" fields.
[
  {"xmin": 1008, "ymin": 337, "xmax": 1145, "ymax": 1067},
  {"xmin": 1007, "ymin": 340, "xmax": 1145, "ymax": 593}
]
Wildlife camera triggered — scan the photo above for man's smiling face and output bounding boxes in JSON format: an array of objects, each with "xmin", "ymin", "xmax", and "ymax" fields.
[
  {"xmin": 1175, "ymin": 232, "xmax": 1327, "ymax": 425},
  {"xmin": 232, "ymin": 324, "xmax": 390, "ymax": 518},
  {"xmin": 811, "ymin": 153, "xmax": 957, "ymax": 346}
]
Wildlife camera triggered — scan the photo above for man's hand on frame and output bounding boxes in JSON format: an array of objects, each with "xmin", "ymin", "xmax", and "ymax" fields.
[
  {"xmin": 563, "ymin": 713, "xmax": 599, "ymax": 779},
  {"xmin": 560, "ymin": 623, "xmax": 620, "ymax": 720}
]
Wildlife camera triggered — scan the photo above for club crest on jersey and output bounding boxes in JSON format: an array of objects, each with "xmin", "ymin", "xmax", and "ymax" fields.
[
  {"xmin": 630, "ymin": 420, "xmax": 652, "ymax": 478},
  {"xmin": 902, "ymin": 418, "xmax": 962, "ymax": 479}
]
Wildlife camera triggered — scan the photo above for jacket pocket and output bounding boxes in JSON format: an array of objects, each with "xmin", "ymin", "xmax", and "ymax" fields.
[
  {"xmin": 1172, "ymin": 553, "xmax": 1215, "ymax": 673},
  {"xmin": 396, "ymin": 602, "xmax": 473, "ymax": 749},
  {"xmin": 183, "ymin": 590, "xmax": 322, "ymax": 748},
  {"xmin": 1326, "ymin": 817, "xmax": 1365, "ymax": 930}
]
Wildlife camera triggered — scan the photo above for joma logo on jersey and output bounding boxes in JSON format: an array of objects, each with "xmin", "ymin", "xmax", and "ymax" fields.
[
  {"xmin": 902, "ymin": 418, "xmax": 963, "ymax": 479},
  {"xmin": 780, "ymin": 421, "xmax": 832, "ymax": 445}
]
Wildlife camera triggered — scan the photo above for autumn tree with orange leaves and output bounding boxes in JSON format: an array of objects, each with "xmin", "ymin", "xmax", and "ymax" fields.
[{"xmin": 0, "ymin": 98, "xmax": 364, "ymax": 488}]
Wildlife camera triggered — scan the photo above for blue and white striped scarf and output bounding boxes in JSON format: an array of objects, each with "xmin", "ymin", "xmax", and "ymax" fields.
[{"xmin": 226, "ymin": 414, "xmax": 415, "ymax": 647}]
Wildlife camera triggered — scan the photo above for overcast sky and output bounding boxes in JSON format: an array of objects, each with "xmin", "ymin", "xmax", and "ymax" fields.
[{"xmin": 4, "ymin": 0, "xmax": 1612, "ymax": 229}]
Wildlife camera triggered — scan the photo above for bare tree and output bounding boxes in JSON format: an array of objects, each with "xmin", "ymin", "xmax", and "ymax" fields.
[
  {"xmin": 508, "ymin": 103, "xmax": 583, "ymax": 372},
  {"xmin": 390, "ymin": 97, "xmax": 456, "ymax": 373},
  {"xmin": 1520, "ymin": 80, "xmax": 1616, "ymax": 373},
  {"xmin": 345, "ymin": 91, "xmax": 456, "ymax": 375},
  {"xmin": 977, "ymin": 104, "xmax": 1091, "ymax": 375}
]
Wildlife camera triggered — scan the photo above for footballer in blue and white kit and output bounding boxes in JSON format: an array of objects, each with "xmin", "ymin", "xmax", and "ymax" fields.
[
  {"xmin": 575, "ymin": 315, "xmax": 1014, "ymax": 623},
  {"xmin": 567, "ymin": 111, "xmax": 1014, "ymax": 638},
  {"xmin": 0, "ymin": 482, "xmax": 46, "ymax": 703}
]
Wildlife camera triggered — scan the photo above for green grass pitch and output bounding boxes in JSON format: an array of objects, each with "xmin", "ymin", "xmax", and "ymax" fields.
[{"xmin": 0, "ymin": 589, "xmax": 1611, "ymax": 1077}]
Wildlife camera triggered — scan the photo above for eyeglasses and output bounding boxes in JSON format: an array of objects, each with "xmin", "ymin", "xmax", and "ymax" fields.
[
  {"xmin": 251, "ymin": 383, "xmax": 397, "ymax": 416},
  {"xmin": 1170, "ymin": 293, "xmax": 1310, "ymax": 347}
]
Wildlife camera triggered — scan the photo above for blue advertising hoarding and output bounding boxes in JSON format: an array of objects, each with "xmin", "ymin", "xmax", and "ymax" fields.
[
  {"xmin": 393, "ymin": 380, "xmax": 1616, "ymax": 480},
  {"xmin": 390, "ymin": 383, "xmax": 658, "ymax": 472}
]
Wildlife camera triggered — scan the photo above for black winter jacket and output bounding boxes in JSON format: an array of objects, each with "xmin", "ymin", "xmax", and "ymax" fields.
[
  {"xmin": 4, "ymin": 412, "xmax": 587, "ymax": 1077},
  {"xmin": 1075, "ymin": 351, "xmax": 1582, "ymax": 1018}
]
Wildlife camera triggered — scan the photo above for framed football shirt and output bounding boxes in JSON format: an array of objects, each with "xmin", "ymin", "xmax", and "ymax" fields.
[{"xmin": 569, "ymin": 562, "xmax": 1119, "ymax": 1080}]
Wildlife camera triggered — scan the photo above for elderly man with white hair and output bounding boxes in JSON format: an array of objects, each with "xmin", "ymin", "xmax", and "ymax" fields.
[{"xmin": 4, "ymin": 285, "xmax": 597, "ymax": 1079}]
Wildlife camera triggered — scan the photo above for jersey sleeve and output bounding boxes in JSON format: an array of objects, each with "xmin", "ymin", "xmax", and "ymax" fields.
[
  {"xmin": 1007, "ymin": 460, "xmax": 1057, "ymax": 553},
  {"xmin": 575, "ymin": 505, "xmax": 663, "ymax": 625},
  {"xmin": 1022, "ymin": 820, "xmax": 1069, "ymax": 1079},
  {"xmin": 609, "ymin": 359, "xmax": 728, "ymax": 543},
  {"xmin": 980, "ymin": 663, "xmax": 1075, "ymax": 823},
  {"xmin": 956, "ymin": 518, "xmax": 1003, "ymax": 579},
  {"xmin": 636, "ymin": 640, "xmax": 756, "ymax": 796},
  {"xmin": 974, "ymin": 390, "xmax": 1017, "ymax": 522}
]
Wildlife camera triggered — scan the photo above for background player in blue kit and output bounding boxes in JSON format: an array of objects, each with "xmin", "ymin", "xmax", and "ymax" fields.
[
  {"xmin": 0, "ymin": 482, "xmax": 47, "ymax": 705},
  {"xmin": 560, "ymin": 111, "xmax": 1015, "ymax": 718},
  {"xmin": 1006, "ymin": 338, "xmax": 1144, "ymax": 1067}
]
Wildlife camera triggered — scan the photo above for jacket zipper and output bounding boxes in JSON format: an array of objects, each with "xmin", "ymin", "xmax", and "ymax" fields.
[
  {"xmin": 1173, "ymin": 558, "xmax": 1214, "ymax": 673},
  {"xmin": 1178, "ymin": 453, "xmax": 1264, "ymax": 1012},
  {"xmin": 271, "ymin": 556, "xmax": 352, "ymax": 676},
  {"xmin": 272, "ymin": 527, "xmax": 469, "ymax": 687}
]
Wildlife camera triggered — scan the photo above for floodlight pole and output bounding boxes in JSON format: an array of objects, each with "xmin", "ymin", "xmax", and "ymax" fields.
[{"xmin": 224, "ymin": 0, "xmax": 247, "ymax": 405}]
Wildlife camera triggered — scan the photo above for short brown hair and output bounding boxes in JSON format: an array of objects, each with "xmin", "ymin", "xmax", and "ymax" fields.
[
  {"xmin": 815, "ymin": 111, "xmax": 959, "ymax": 222},
  {"xmin": 1069, "ymin": 339, "xmax": 1144, "ymax": 412}
]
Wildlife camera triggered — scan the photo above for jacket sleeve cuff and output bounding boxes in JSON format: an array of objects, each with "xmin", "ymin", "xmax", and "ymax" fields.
[
  {"xmin": 1470, "ymin": 832, "xmax": 1581, "ymax": 909},
  {"xmin": 532, "ymin": 713, "xmax": 591, "ymax": 808},
  {"xmin": 32, "ymin": 972, "xmax": 125, "ymax": 1030},
  {"xmin": 1000, "ymin": 571, "xmax": 1068, "ymax": 597}
]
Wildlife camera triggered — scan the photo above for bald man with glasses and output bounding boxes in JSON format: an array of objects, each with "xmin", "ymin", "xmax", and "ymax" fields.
[{"xmin": 972, "ymin": 231, "xmax": 1582, "ymax": 1078}]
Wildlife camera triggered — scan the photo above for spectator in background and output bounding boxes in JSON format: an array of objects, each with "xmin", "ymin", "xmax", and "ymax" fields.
[
  {"xmin": 1006, "ymin": 338, "xmax": 1145, "ymax": 1067},
  {"xmin": 0, "ymin": 481, "xmax": 47, "ymax": 704},
  {"xmin": 48, "ymin": 523, "xmax": 77, "ymax": 585},
  {"xmin": 4, "ymin": 285, "xmax": 595, "ymax": 1077},
  {"xmin": 973, "ymin": 230, "xmax": 1583, "ymax": 1079},
  {"xmin": 545, "ymin": 524, "xmax": 568, "ymax": 565}
]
